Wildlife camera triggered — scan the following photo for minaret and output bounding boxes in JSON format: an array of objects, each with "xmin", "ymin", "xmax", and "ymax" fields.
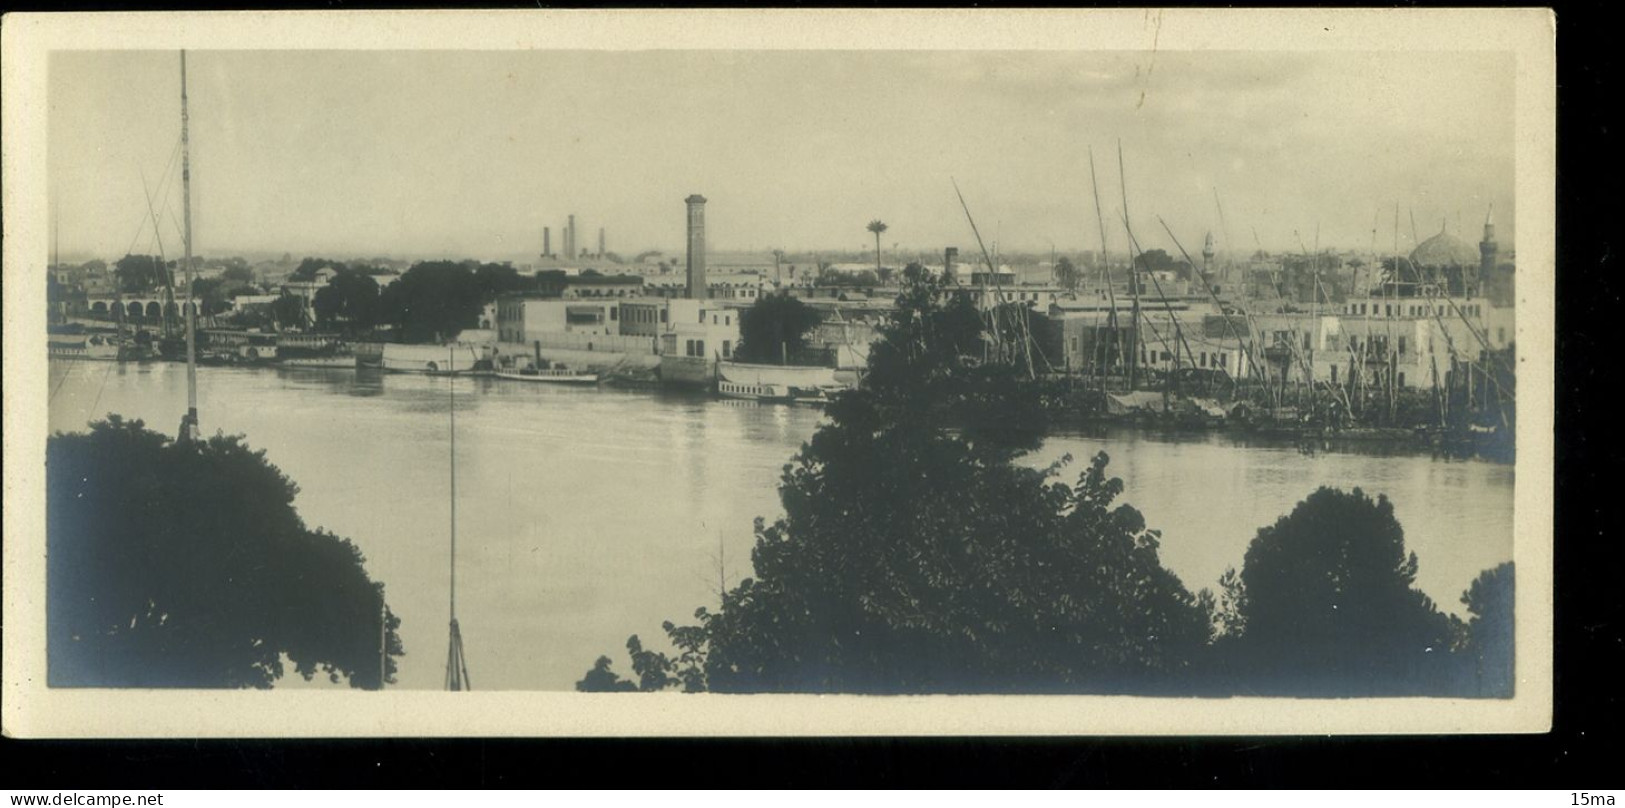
[
  {"xmin": 1478, "ymin": 206, "xmax": 1497, "ymax": 299},
  {"xmin": 685, "ymin": 195, "xmax": 708, "ymax": 299},
  {"xmin": 1202, "ymin": 231, "xmax": 1216, "ymax": 282}
]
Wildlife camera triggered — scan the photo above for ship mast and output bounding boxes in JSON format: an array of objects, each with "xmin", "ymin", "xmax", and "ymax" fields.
[
  {"xmin": 179, "ymin": 51, "xmax": 200, "ymax": 441},
  {"xmin": 445, "ymin": 345, "xmax": 472, "ymax": 691}
]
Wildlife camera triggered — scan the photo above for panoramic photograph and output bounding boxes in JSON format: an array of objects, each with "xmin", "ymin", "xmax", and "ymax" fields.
[{"xmin": 32, "ymin": 40, "xmax": 1524, "ymax": 703}]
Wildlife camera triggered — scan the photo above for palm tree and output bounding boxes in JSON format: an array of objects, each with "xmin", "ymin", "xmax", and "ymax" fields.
[{"xmin": 866, "ymin": 219, "xmax": 889, "ymax": 275}]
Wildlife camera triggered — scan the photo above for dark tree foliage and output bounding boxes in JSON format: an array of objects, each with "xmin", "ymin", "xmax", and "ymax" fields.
[
  {"xmin": 312, "ymin": 269, "xmax": 382, "ymax": 330},
  {"xmin": 189, "ymin": 277, "xmax": 237, "ymax": 317},
  {"xmin": 1055, "ymin": 256, "xmax": 1083, "ymax": 292},
  {"xmin": 472, "ymin": 262, "xmax": 529, "ymax": 299},
  {"xmin": 114, "ymin": 254, "xmax": 168, "ymax": 293},
  {"xmin": 1132, "ymin": 248, "xmax": 1190, "ymax": 278},
  {"xmin": 816, "ymin": 268, "xmax": 880, "ymax": 288},
  {"xmin": 376, "ymin": 261, "xmax": 528, "ymax": 343},
  {"xmin": 1217, "ymin": 487, "xmax": 1463, "ymax": 695},
  {"xmin": 47, "ymin": 416, "xmax": 402, "ymax": 689},
  {"xmin": 1460, "ymin": 562, "xmax": 1515, "ymax": 697},
  {"xmin": 290, "ymin": 257, "xmax": 344, "ymax": 282},
  {"xmin": 579, "ymin": 264, "xmax": 1211, "ymax": 694},
  {"xmin": 376, "ymin": 261, "xmax": 485, "ymax": 343},
  {"xmin": 270, "ymin": 294, "xmax": 307, "ymax": 331},
  {"xmin": 735, "ymin": 293, "xmax": 825, "ymax": 365},
  {"xmin": 575, "ymin": 656, "xmax": 638, "ymax": 692}
]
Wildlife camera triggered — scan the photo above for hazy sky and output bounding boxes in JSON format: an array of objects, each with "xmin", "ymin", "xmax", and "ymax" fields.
[{"xmin": 48, "ymin": 49, "xmax": 1514, "ymax": 262}]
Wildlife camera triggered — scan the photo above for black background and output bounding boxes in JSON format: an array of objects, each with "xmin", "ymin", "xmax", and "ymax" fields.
[{"xmin": 2, "ymin": 0, "xmax": 1617, "ymax": 788}]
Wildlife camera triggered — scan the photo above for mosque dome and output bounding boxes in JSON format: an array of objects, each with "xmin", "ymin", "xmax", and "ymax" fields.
[{"xmin": 1409, "ymin": 227, "xmax": 1478, "ymax": 267}]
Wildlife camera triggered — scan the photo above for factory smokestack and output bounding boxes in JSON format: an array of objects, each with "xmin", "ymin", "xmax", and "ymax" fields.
[
  {"xmin": 685, "ymin": 195, "xmax": 708, "ymax": 300},
  {"xmin": 543, "ymin": 226, "xmax": 551, "ymax": 259},
  {"xmin": 598, "ymin": 227, "xmax": 606, "ymax": 259},
  {"xmin": 566, "ymin": 214, "xmax": 576, "ymax": 260},
  {"xmin": 944, "ymin": 246, "xmax": 958, "ymax": 280}
]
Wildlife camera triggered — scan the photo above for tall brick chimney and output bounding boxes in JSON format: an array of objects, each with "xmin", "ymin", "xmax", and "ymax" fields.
[{"xmin": 685, "ymin": 195, "xmax": 708, "ymax": 299}]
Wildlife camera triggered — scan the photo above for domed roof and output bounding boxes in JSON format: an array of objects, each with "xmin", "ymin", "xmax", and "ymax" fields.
[{"xmin": 1409, "ymin": 227, "xmax": 1478, "ymax": 267}]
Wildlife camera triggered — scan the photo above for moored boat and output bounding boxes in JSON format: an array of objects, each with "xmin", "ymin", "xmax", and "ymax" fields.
[
  {"xmin": 495, "ymin": 366, "xmax": 599, "ymax": 384},
  {"xmin": 48, "ymin": 335, "xmax": 123, "ymax": 361},
  {"xmin": 716, "ymin": 360, "xmax": 846, "ymax": 404}
]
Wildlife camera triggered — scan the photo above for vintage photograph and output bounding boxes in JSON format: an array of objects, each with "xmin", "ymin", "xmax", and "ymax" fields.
[{"xmin": 3, "ymin": 10, "xmax": 1554, "ymax": 735}]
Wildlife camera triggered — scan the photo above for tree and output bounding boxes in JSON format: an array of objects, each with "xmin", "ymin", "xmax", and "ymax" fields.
[
  {"xmin": 1055, "ymin": 256, "xmax": 1083, "ymax": 292},
  {"xmin": 1132, "ymin": 248, "xmax": 1187, "ymax": 277},
  {"xmin": 114, "ymin": 254, "xmax": 167, "ymax": 293},
  {"xmin": 221, "ymin": 264, "xmax": 256, "ymax": 284},
  {"xmin": 312, "ymin": 269, "xmax": 382, "ymax": 331},
  {"xmin": 735, "ymin": 293, "xmax": 824, "ymax": 365},
  {"xmin": 189, "ymin": 277, "xmax": 234, "ymax": 317},
  {"xmin": 375, "ymin": 261, "xmax": 486, "ymax": 343},
  {"xmin": 472, "ymin": 262, "xmax": 528, "ymax": 300},
  {"xmin": 575, "ymin": 656, "xmax": 638, "ymax": 692},
  {"xmin": 271, "ymin": 293, "xmax": 308, "ymax": 331},
  {"xmin": 1460, "ymin": 562, "xmax": 1514, "ymax": 697},
  {"xmin": 867, "ymin": 219, "xmax": 889, "ymax": 275},
  {"xmin": 1218, "ymin": 487, "xmax": 1460, "ymax": 695},
  {"xmin": 47, "ymin": 416, "xmax": 402, "ymax": 689},
  {"xmin": 290, "ymin": 257, "xmax": 345, "ymax": 282}
]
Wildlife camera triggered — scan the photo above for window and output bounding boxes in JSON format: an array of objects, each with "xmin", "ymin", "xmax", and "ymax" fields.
[
  {"xmin": 722, "ymin": 340, "xmax": 732, "ymax": 358},
  {"xmin": 1398, "ymin": 371, "xmax": 1406, "ymax": 387},
  {"xmin": 1302, "ymin": 333, "xmax": 1310, "ymax": 351},
  {"xmin": 1497, "ymin": 327, "xmax": 1506, "ymax": 343},
  {"xmin": 695, "ymin": 339, "xmax": 705, "ymax": 357},
  {"xmin": 1161, "ymin": 351, "xmax": 1171, "ymax": 362},
  {"xmin": 610, "ymin": 308, "xmax": 618, "ymax": 321},
  {"xmin": 1218, "ymin": 353, "xmax": 1227, "ymax": 368},
  {"xmin": 1398, "ymin": 336, "xmax": 1407, "ymax": 355},
  {"xmin": 1331, "ymin": 365, "xmax": 1338, "ymax": 384},
  {"xmin": 1200, "ymin": 352, "xmax": 1208, "ymax": 367},
  {"xmin": 685, "ymin": 339, "xmax": 695, "ymax": 357},
  {"xmin": 661, "ymin": 309, "xmax": 668, "ymax": 324}
]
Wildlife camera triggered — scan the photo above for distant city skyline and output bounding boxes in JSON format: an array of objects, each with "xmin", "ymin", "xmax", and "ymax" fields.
[{"xmin": 48, "ymin": 49, "xmax": 1514, "ymax": 264}]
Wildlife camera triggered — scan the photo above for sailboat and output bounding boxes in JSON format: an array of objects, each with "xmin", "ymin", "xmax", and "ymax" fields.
[{"xmin": 445, "ymin": 344, "xmax": 472, "ymax": 691}]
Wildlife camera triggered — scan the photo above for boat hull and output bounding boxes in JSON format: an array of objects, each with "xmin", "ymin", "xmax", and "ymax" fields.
[{"xmin": 494, "ymin": 370, "xmax": 599, "ymax": 384}]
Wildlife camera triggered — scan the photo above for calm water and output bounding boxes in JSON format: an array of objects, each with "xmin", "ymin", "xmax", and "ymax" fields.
[{"xmin": 46, "ymin": 360, "xmax": 1515, "ymax": 691}]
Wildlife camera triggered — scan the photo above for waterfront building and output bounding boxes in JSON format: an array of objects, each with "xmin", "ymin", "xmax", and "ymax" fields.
[
  {"xmin": 561, "ymin": 273, "xmax": 644, "ymax": 298},
  {"xmin": 81, "ymin": 292, "xmax": 200, "ymax": 322},
  {"xmin": 643, "ymin": 272, "xmax": 765, "ymax": 302},
  {"xmin": 1402, "ymin": 224, "xmax": 1484, "ymax": 299}
]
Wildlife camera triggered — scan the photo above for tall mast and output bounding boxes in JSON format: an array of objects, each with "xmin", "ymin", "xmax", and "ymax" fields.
[
  {"xmin": 179, "ymin": 51, "xmax": 199, "ymax": 440},
  {"xmin": 1087, "ymin": 147, "xmax": 1120, "ymax": 381},
  {"xmin": 1118, "ymin": 141, "xmax": 1141, "ymax": 390},
  {"xmin": 445, "ymin": 346, "xmax": 471, "ymax": 691}
]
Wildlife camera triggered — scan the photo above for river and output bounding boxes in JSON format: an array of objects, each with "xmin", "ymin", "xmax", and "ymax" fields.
[{"xmin": 46, "ymin": 360, "xmax": 1515, "ymax": 691}]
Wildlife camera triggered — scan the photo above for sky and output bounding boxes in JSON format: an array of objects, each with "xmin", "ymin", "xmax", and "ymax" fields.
[{"xmin": 47, "ymin": 49, "xmax": 1514, "ymax": 264}]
